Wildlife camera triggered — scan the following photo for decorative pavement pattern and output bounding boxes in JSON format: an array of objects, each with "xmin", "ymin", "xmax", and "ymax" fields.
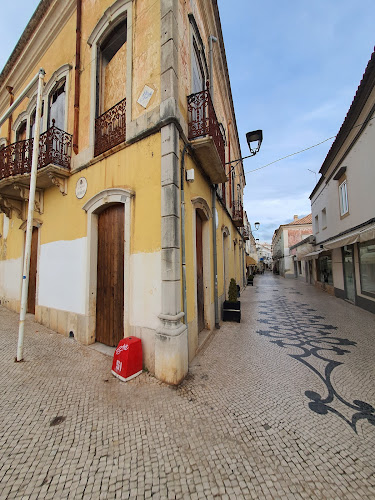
[
  {"xmin": 257, "ymin": 298, "xmax": 375, "ymax": 432},
  {"xmin": 0, "ymin": 273, "xmax": 374, "ymax": 499}
]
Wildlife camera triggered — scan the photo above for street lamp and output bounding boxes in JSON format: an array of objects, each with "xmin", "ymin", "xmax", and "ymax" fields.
[
  {"xmin": 226, "ymin": 129, "xmax": 263, "ymax": 168},
  {"xmin": 254, "ymin": 222, "xmax": 260, "ymax": 230},
  {"xmin": 246, "ymin": 130, "xmax": 263, "ymax": 157}
]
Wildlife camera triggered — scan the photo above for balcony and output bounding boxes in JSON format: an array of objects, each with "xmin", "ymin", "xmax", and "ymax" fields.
[
  {"xmin": 187, "ymin": 90, "xmax": 227, "ymax": 184},
  {"xmin": 232, "ymin": 200, "xmax": 244, "ymax": 227},
  {"xmin": 0, "ymin": 124, "xmax": 72, "ymax": 206},
  {"xmin": 94, "ymin": 98, "xmax": 126, "ymax": 157},
  {"xmin": 242, "ymin": 225, "xmax": 250, "ymax": 240}
]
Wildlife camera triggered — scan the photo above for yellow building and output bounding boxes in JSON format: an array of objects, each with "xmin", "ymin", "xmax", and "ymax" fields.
[{"xmin": 0, "ymin": 0, "xmax": 248, "ymax": 384}]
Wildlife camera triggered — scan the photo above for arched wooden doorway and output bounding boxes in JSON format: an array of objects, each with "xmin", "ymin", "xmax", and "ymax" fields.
[
  {"xmin": 96, "ymin": 203, "xmax": 124, "ymax": 346},
  {"xmin": 192, "ymin": 197, "xmax": 212, "ymax": 336}
]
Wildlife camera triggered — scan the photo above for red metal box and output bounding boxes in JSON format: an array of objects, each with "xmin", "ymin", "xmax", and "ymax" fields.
[{"xmin": 111, "ymin": 337, "xmax": 143, "ymax": 382}]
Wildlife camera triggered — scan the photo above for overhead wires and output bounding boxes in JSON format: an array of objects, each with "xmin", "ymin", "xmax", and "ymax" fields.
[{"xmin": 243, "ymin": 115, "xmax": 375, "ymax": 176}]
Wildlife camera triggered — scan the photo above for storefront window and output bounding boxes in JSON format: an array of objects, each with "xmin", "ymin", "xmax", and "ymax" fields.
[
  {"xmin": 359, "ymin": 239, "xmax": 375, "ymax": 296},
  {"xmin": 317, "ymin": 254, "xmax": 333, "ymax": 285}
]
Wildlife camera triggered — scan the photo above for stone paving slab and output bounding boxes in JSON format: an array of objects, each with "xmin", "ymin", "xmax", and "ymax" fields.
[{"xmin": 0, "ymin": 273, "xmax": 374, "ymax": 499}]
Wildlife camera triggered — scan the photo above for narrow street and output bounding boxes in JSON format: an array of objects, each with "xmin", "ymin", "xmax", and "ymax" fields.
[{"xmin": 0, "ymin": 274, "xmax": 374, "ymax": 499}]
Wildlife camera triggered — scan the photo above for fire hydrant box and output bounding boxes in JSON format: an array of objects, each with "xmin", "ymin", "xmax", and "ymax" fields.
[{"xmin": 111, "ymin": 337, "xmax": 143, "ymax": 382}]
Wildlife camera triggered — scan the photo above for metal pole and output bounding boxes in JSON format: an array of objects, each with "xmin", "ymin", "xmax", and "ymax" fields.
[
  {"xmin": 16, "ymin": 68, "xmax": 45, "ymax": 362},
  {"xmin": 0, "ymin": 72, "xmax": 40, "ymax": 127}
]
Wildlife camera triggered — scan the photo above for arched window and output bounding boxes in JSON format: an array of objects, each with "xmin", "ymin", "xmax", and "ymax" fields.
[
  {"xmin": 97, "ymin": 18, "xmax": 127, "ymax": 116},
  {"xmin": 189, "ymin": 14, "xmax": 208, "ymax": 94},
  {"xmin": 88, "ymin": 0, "xmax": 133, "ymax": 156},
  {"xmin": 48, "ymin": 79, "xmax": 66, "ymax": 129},
  {"xmin": 16, "ymin": 120, "xmax": 27, "ymax": 142}
]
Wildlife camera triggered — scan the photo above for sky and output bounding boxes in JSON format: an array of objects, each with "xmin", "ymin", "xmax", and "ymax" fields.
[
  {"xmin": 1, "ymin": 1, "xmax": 374, "ymax": 242},
  {"xmin": 217, "ymin": 0, "xmax": 375, "ymax": 242}
]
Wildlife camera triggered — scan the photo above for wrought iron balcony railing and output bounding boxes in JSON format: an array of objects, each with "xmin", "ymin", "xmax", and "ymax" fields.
[
  {"xmin": 94, "ymin": 98, "xmax": 126, "ymax": 157},
  {"xmin": 187, "ymin": 89, "xmax": 225, "ymax": 166},
  {"xmin": 0, "ymin": 124, "xmax": 72, "ymax": 181},
  {"xmin": 232, "ymin": 200, "xmax": 244, "ymax": 227},
  {"xmin": 242, "ymin": 225, "xmax": 250, "ymax": 240}
]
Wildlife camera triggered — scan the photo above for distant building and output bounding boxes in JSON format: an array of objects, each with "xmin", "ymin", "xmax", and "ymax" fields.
[
  {"xmin": 257, "ymin": 242, "xmax": 272, "ymax": 270},
  {"xmin": 272, "ymin": 214, "xmax": 312, "ymax": 278},
  {"xmin": 308, "ymin": 48, "xmax": 375, "ymax": 313}
]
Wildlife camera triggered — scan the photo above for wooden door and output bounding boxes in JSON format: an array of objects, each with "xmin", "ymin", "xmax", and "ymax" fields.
[
  {"xmin": 96, "ymin": 204, "xmax": 124, "ymax": 346},
  {"xmin": 27, "ymin": 227, "xmax": 38, "ymax": 314},
  {"xmin": 196, "ymin": 212, "xmax": 204, "ymax": 333}
]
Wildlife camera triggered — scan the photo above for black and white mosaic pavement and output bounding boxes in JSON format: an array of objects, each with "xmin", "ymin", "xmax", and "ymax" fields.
[
  {"xmin": 1, "ymin": 273, "xmax": 374, "ymax": 499},
  {"xmin": 257, "ymin": 296, "xmax": 375, "ymax": 432}
]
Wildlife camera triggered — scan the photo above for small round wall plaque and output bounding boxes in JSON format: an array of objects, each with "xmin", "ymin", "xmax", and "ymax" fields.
[{"xmin": 75, "ymin": 177, "xmax": 87, "ymax": 199}]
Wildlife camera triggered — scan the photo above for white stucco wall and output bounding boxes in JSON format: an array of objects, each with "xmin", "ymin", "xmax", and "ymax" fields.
[
  {"xmin": 129, "ymin": 251, "xmax": 161, "ymax": 330},
  {"xmin": 0, "ymin": 257, "xmax": 22, "ymax": 299},
  {"xmin": 311, "ymin": 113, "xmax": 375, "ymax": 244},
  {"xmin": 38, "ymin": 238, "xmax": 86, "ymax": 314}
]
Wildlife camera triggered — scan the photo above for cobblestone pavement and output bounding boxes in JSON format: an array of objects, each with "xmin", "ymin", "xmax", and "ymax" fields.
[{"xmin": 1, "ymin": 274, "xmax": 374, "ymax": 499}]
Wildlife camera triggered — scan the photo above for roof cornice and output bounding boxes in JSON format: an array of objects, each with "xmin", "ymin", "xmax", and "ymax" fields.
[
  {"xmin": 0, "ymin": 0, "xmax": 76, "ymax": 103},
  {"xmin": 0, "ymin": 0, "xmax": 53, "ymax": 87}
]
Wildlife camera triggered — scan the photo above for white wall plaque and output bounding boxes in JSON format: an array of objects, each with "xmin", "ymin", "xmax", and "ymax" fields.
[
  {"xmin": 75, "ymin": 177, "xmax": 87, "ymax": 199},
  {"xmin": 137, "ymin": 85, "xmax": 154, "ymax": 108}
]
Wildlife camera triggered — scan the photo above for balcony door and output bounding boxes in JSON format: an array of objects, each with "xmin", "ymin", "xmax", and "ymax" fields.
[
  {"xmin": 48, "ymin": 80, "xmax": 65, "ymax": 130},
  {"xmin": 192, "ymin": 41, "xmax": 205, "ymax": 94},
  {"xmin": 97, "ymin": 19, "xmax": 127, "ymax": 116},
  {"xmin": 96, "ymin": 204, "xmax": 124, "ymax": 347}
]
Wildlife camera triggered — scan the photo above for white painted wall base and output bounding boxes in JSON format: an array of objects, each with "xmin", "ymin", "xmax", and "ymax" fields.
[
  {"xmin": 129, "ymin": 325, "xmax": 156, "ymax": 374},
  {"xmin": 130, "ymin": 252, "xmax": 161, "ymax": 330},
  {"xmin": 155, "ymin": 326, "xmax": 188, "ymax": 385},
  {"xmin": 38, "ymin": 238, "xmax": 86, "ymax": 314},
  {"xmin": 0, "ymin": 257, "xmax": 22, "ymax": 302}
]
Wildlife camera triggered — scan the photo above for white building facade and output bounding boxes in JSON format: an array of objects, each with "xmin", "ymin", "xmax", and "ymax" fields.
[{"xmin": 309, "ymin": 49, "xmax": 375, "ymax": 313}]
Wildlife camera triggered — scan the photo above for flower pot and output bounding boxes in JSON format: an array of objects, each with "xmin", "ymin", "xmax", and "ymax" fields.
[{"xmin": 223, "ymin": 300, "xmax": 241, "ymax": 323}]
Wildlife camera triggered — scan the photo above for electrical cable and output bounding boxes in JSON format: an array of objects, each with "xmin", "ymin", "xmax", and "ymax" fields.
[{"xmin": 242, "ymin": 115, "xmax": 375, "ymax": 176}]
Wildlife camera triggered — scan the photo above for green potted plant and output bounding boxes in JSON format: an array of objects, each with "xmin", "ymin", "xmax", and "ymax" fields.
[{"xmin": 223, "ymin": 278, "xmax": 241, "ymax": 323}]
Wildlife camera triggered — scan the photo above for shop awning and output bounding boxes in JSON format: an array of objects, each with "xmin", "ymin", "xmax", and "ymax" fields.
[
  {"xmin": 246, "ymin": 256, "xmax": 257, "ymax": 266},
  {"xmin": 323, "ymin": 223, "xmax": 375, "ymax": 250},
  {"xmin": 301, "ymin": 249, "xmax": 325, "ymax": 260}
]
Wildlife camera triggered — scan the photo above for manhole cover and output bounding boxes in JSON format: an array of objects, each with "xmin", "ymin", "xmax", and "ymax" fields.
[{"xmin": 50, "ymin": 416, "xmax": 66, "ymax": 426}]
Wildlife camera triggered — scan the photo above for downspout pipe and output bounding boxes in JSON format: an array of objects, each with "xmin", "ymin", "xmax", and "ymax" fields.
[
  {"xmin": 208, "ymin": 35, "xmax": 218, "ymax": 100},
  {"xmin": 212, "ymin": 185, "xmax": 220, "ymax": 329},
  {"xmin": 73, "ymin": 0, "xmax": 82, "ymax": 154}
]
